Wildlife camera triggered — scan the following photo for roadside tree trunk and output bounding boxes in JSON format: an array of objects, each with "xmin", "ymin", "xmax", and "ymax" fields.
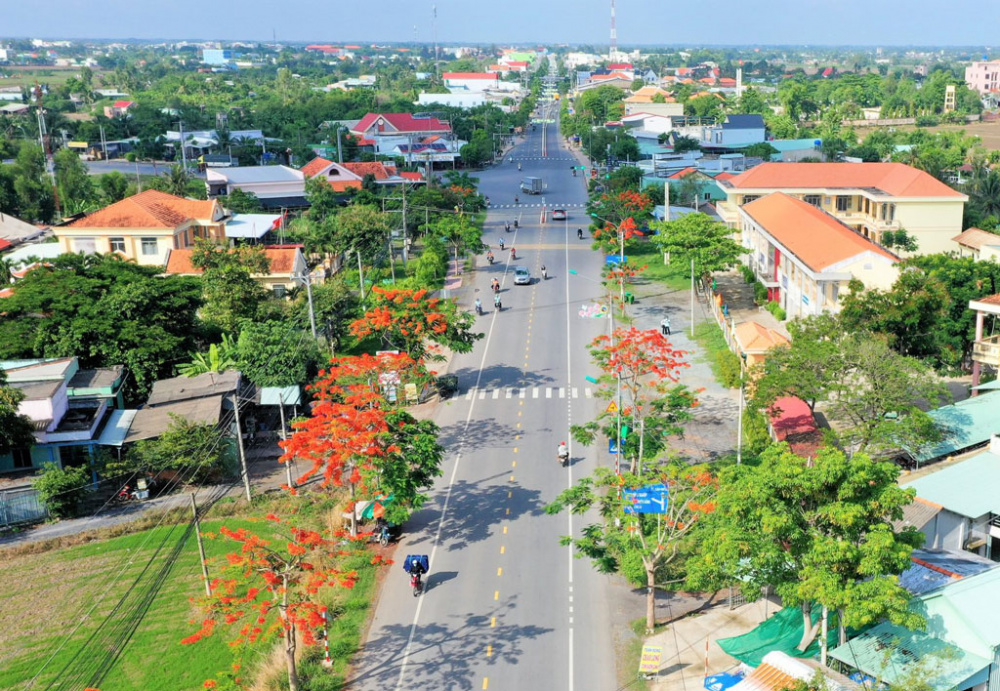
[
  {"xmin": 645, "ymin": 560, "xmax": 657, "ymax": 632},
  {"xmin": 281, "ymin": 575, "xmax": 300, "ymax": 691},
  {"xmin": 797, "ymin": 601, "xmax": 820, "ymax": 651}
]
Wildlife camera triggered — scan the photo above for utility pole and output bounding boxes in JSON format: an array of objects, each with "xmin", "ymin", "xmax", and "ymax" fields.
[
  {"xmin": 99, "ymin": 125, "xmax": 108, "ymax": 162},
  {"xmin": 177, "ymin": 121, "xmax": 188, "ymax": 171},
  {"xmin": 278, "ymin": 392, "xmax": 294, "ymax": 491},
  {"xmin": 357, "ymin": 249, "xmax": 365, "ymax": 303},
  {"xmin": 190, "ymin": 494, "xmax": 212, "ymax": 596},
  {"xmin": 301, "ymin": 269, "xmax": 318, "ymax": 340},
  {"xmin": 336, "ymin": 126, "xmax": 344, "ymax": 164},
  {"xmin": 232, "ymin": 393, "xmax": 252, "ymax": 502},
  {"xmin": 736, "ymin": 380, "xmax": 744, "ymax": 465},
  {"xmin": 690, "ymin": 256, "xmax": 696, "ymax": 338}
]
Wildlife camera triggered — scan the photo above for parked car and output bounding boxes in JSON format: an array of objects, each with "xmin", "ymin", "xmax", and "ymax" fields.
[
  {"xmin": 552, "ymin": 208, "xmax": 567, "ymax": 221},
  {"xmin": 514, "ymin": 267, "xmax": 531, "ymax": 285}
]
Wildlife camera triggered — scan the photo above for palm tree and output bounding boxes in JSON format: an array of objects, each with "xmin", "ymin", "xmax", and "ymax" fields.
[
  {"xmin": 178, "ymin": 335, "xmax": 239, "ymax": 377},
  {"xmin": 165, "ymin": 164, "xmax": 190, "ymax": 197}
]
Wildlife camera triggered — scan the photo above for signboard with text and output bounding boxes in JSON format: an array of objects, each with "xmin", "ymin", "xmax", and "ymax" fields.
[
  {"xmin": 638, "ymin": 644, "xmax": 663, "ymax": 674},
  {"xmin": 623, "ymin": 484, "xmax": 669, "ymax": 515}
]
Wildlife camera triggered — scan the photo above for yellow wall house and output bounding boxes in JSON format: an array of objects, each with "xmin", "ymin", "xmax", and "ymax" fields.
[
  {"xmin": 740, "ymin": 193, "xmax": 900, "ymax": 320},
  {"xmin": 733, "ymin": 320, "xmax": 790, "ymax": 380},
  {"xmin": 57, "ymin": 190, "xmax": 227, "ymax": 266},
  {"xmin": 717, "ymin": 162, "xmax": 967, "ymax": 255},
  {"xmin": 164, "ymin": 245, "xmax": 312, "ymax": 298}
]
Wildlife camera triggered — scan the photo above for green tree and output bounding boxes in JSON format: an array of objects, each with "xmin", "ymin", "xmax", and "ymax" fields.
[
  {"xmin": 686, "ymin": 445, "xmax": 923, "ymax": 651},
  {"xmin": 129, "ymin": 417, "xmax": 235, "ymax": 484},
  {"xmin": 164, "ymin": 164, "xmax": 191, "ymax": 197},
  {"xmin": 305, "ymin": 275, "xmax": 359, "ymax": 352},
  {"xmin": 178, "ymin": 334, "xmax": 239, "ymax": 377},
  {"xmin": 190, "ymin": 241, "xmax": 270, "ymax": 332},
  {"xmin": 34, "ymin": 462, "xmax": 91, "ymax": 518},
  {"xmin": 13, "ymin": 144, "xmax": 55, "ymax": 223},
  {"xmin": 334, "ymin": 203, "xmax": 390, "ymax": 264},
  {"xmin": 0, "ymin": 253, "xmax": 204, "ymax": 400},
  {"xmin": 0, "ymin": 369, "xmax": 35, "ymax": 454},
  {"xmin": 735, "ymin": 86, "xmax": 769, "ymax": 115},
  {"xmin": 99, "ymin": 171, "xmax": 130, "ymax": 202},
  {"xmin": 372, "ymin": 409, "xmax": 445, "ymax": 523},
  {"xmin": 235, "ymin": 319, "xmax": 321, "ymax": 387},
  {"xmin": 459, "ymin": 129, "xmax": 494, "ymax": 167},
  {"xmin": 650, "ymin": 212, "xmax": 747, "ymax": 276},
  {"xmin": 752, "ymin": 314, "xmax": 841, "ymax": 413},
  {"xmin": 547, "ymin": 463, "xmax": 717, "ymax": 632},
  {"xmin": 54, "ymin": 147, "xmax": 95, "ymax": 211},
  {"xmin": 221, "ymin": 188, "xmax": 263, "ymax": 213},
  {"xmin": 743, "ymin": 142, "xmax": 779, "ymax": 160},
  {"xmin": 434, "ymin": 213, "xmax": 484, "ymax": 264}
]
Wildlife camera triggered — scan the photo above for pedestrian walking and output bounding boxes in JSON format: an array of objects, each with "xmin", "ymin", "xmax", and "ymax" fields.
[{"xmin": 661, "ymin": 316, "xmax": 671, "ymax": 336}]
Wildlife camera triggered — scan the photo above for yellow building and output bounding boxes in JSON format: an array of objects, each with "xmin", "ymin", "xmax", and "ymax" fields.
[
  {"xmin": 740, "ymin": 193, "xmax": 900, "ymax": 320},
  {"xmin": 732, "ymin": 320, "xmax": 789, "ymax": 380},
  {"xmin": 57, "ymin": 190, "xmax": 227, "ymax": 266},
  {"xmin": 717, "ymin": 162, "xmax": 967, "ymax": 255}
]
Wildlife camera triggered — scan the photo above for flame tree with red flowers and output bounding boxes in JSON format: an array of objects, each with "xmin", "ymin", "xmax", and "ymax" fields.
[
  {"xmin": 349, "ymin": 285, "xmax": 481, "ymax": 363},
  {"xmin": 574, "ymin": 327, "xmax": 699, "ymax": 474},
  {"xmin": 181, "ymin": 515, "xmax": 367, "ymax": 691},
  {"xmin": 547, "ymin": 463, "xmax": 717, "ymax": 633},
  {"xmin": 279, "ymin": 352, "xmax": 444, "ymax": 535}
]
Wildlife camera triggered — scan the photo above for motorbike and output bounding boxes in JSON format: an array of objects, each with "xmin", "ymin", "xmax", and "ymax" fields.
[
  {"xmin": 505, "ymin": 221, "xmax": 510, "ymax": 232},
  {"xmin": 513, "ymin": 219, "xmax": 519, "ymax": 229},
  {"xmin": 518, "ymin": 163, "xmax": 521, "ymax": 171},
  {"xmin": 510, "ymin": 249, "xmax": 517, "ymax": 260},
  {"xmin": 366, "ymin": 519, "xmax": 399, "ymax": 547},
  {"xmin": 410, "ymin": 571, "xmax": 424, "ymax": 596},
  {"xmin": 541, "ymin": 266, "xmax": 548, "ymax": 280},
  {"xmin": 475, "ymin": 300, "xmax": 483, "ymax": 315},
  {"xmin": 114, "ymin": 485, "xmax": 142, "ymax": 504},
  {"xmin": 577, "ymin": 228, "xmax": 584, "ymax": 239},
  {"xmin": 558, "ymin": 450, "xmax": 570, "ymax": 467},
  {"xmin": 487, "ymin": 253, "xmax": 494, "ymax": 265}
]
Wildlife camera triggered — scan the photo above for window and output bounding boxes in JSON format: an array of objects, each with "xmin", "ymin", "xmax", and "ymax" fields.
[
  {"xmin": 831, "ymin": 283, "xmax": 840, "ymax": 304},
  {"xmin": 110, "ymin": 237, "xmax": 125, "ymax": 253},
  {"xmin": 804, "ymin": 195, "xmax": 822, "ymax": 207},
  {"xmin": 742, "ymin": 195, "xmax": 759, "ymax": 204},
  {"xmin": 888, "ymin": 204, "xmax": 896, "ymax": 222},
  {"xmin": 864, "ymin": 198, "xmax": 870, "ymax": 214},
  {"xmin": 141, "ymin": 237, "xmax": 158, "ymax": 256},
  {"xmin": 272, "ymin": 285, "xmax": 287, "ymax": 299},
  {"xmin": 880, "ymin": 204, "xmax": 888, "ymax": 221},
  {"xmin": 73, "ymin": 237, "xmax": 96, "ymax": 254},
  {"xmin": 836, "ymin": 196, "xmax": 852, "ymax": 212},
  {"xmin": 58, "ymin": 445, "xmax": 90, "ymax": 468},
  {"xmin": 12, "ymin": 447, "xmax": 31, "ymax": 469}
]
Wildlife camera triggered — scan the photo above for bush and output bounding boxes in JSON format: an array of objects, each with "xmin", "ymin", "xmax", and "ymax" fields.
[
  {"xmin": 753, "ymin": 281, "xmax": 768, "ymax": 306},
  {"xmin": 34, "ymin": 462, "xmax": 91, "ymax": 518},
  {"xmin": 715, "ymin": 349, "xmax": 744, "ymax": 389},
  {"xmin": 739, "ymin": 265, "xmax": 755, "ymax": 284},
  {"xmin": 765, "ymin": 300, "xmax": 786, "ymax": 321},
  {"xmin": 915, "ymin": 115, "xmax": 940, "ymax": 128}
]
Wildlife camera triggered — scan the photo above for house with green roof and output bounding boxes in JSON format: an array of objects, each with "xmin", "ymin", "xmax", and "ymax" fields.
[
  {"xmin": 902, "ymin": 436, "xmax": 1000, "ymax": 560},
  {"xmin": 830, "ymin": 564, "xmax": 1000, "ymax": 691},
  {"xmin": 903, "ymin": 390, "xmax": 1000, "ymax": 468}
]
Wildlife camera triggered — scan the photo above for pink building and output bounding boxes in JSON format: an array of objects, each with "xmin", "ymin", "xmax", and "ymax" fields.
[{"xmin": 965, "ymin": 60, "xmax": 1000, "ymax": 96}]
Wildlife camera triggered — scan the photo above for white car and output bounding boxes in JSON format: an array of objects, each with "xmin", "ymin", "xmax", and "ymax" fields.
[
  {"xmin": 514, "ymin": 267, "xmax": 531, "ymax": 285},
  {"xmin": 552, "ymin": 209, "xmax": 567, "ymax": 221}
]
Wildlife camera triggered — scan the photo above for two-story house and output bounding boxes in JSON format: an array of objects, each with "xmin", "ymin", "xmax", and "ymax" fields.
[
  {"xmin": 739, "ymin": 192, "xmax": 899, "ymax": 319},
  {"xmin": 349, "ymin": 112, "xmax": 453, "ymax": 162},
  {"xmin": 0, "ymin": 357, "xmax": 127, "ymax": 473},
  {"xmin": 698, "ymin": 114, "xmax": 766, "ymax": 152},
  {"xmin": 717, "ymin": 162, "xmax": 968, "ymax": 255},
  {"xmin": 164, "ymin": 244, "xmax": 312, "ymax": 298},
  {"xmin": 205, "ymin": 166, "xmax": 307, "ymax": 209},
  {"xmin": 56, "ymin": 190, "xmax": 227, "ymax": 266}
]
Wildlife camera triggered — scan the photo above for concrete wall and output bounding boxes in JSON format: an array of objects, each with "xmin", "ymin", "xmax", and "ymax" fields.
[{"xmin": 894, "ymin": 200, "xmax": 967, "ymax": 255}]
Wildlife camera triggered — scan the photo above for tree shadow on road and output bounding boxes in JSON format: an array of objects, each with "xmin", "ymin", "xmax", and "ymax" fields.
[
  {"xmin": 343, "ymin": 597, "xmax": 553, "ymax": 691},
  {"xmin": 450, "ymin": 363, "xmax": 556, "ymax": 393},
  {"xmin": 403, "ymin": 477, "xmax": 545, "ymax": 553}
]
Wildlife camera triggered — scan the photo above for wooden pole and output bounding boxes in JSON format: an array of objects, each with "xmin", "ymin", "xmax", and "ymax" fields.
[{"xmin": 191, "ymin": 493, "xmax": 212, "ymax": 597}]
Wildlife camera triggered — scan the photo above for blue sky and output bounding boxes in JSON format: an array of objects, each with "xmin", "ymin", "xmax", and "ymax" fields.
[{"xmin": 5, "ymin": 0, "xmax": 1000, "ymax": 46}]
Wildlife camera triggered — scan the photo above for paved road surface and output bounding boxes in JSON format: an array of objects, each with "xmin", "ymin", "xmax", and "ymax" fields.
[{"xmin": 348, "ymin": 99, "xmax": 619, "ymax": 690}]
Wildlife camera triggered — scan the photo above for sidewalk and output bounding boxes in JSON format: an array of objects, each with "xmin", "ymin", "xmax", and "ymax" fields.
[{"xmin": 645, "ymin": 597, "xmax": 782, "ymax": 691}]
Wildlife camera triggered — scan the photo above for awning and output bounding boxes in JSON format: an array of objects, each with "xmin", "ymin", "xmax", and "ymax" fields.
[
  {"xmin": 96, "ymin": 409, "xmax": 137, "ymax": 447},
  {"xmin": 260, "ymin": 385, "xmax": 302, "ymax": 407},
  {"xmin": 717, "ymin": 605, "xmax": 842, "ymax": 668},
  {"xmin": 971, "ymin": 379, "xmax": 1000, "ymax": 391},
  {"xmin": 829, "ymin": 622, "xmax": 991, "ymax": 691}
]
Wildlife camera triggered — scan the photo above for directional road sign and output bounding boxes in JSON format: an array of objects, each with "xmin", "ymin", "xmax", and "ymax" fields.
[{"xmin": 622, "ymin": 484, "xmax": 669, "ymax": 514}]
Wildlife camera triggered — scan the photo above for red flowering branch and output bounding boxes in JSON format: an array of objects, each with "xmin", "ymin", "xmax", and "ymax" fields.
[{"xmin": 182, "ymin": 516, "xmax": 368, "ymax": 691}]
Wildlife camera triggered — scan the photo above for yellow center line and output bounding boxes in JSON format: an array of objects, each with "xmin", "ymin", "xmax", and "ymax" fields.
[
  {"xmin": 516, "ymin": 422, "xmax": 521, "ymax": 429},
  {"xmin": 491, "ymin": 616, "xmax": 496, "ymax": 627},
  {"xmin": 506, "ymin": 507, "xmax": 510, "ymax": 515},
  {"xmin": 503, "ymin": 525, "xmax": 509, "ymax": 533},
  {"xmin": 513, "ymin": 447, "xmax": 518, "ymax": 453},
  {"xmin": 494, "ymin": 590, "xmax": 499, "ymax": 600},
  {"xmin": 509, "ymin": 475, "xmax": 515, "ymax": 482},
  {"xmin": 487, "ymin": 644, "xmax": 493, "ymax": 657},
  {"xmin": 483, "ymin": 677, "xmax": 489, "ymax": 690},
  {"xmin": 512, "ymin": 460, "xmax": 517, "ymax": 467},
  {"xmin": 500, "ymin": 545, "xmax": 505, "ymax": 554},
  {"xmin": 497, "ymin": 567, "xmax": 503, "ymax": 577}
]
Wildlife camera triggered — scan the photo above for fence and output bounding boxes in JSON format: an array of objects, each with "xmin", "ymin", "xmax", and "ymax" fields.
[{"xmin": 0, "ymin": 486, "xmax": 48, "ymax": 528}]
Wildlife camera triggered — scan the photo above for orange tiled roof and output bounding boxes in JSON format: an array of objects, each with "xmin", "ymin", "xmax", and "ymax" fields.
[
  {"xmin": 165, "ymin": 246, "xmax": 302, "ymax": 276},
  {"xmin": 301, "ymin": 156, "xmax": 334, "ymax": 178},
  {"xmin": 734, "ymin": 320, "xmax": 789, "ymax": 353},
  {"xmin": 737, "ymin": 663, "xmax": 800, "ymax": 691},
  {"xmin": 342, "ymin": 162, "xmax": 394, "ymax": 181},
  {"xmin": 743, "ymin": 192, "xmax": 898, "ymax": 271},
  {"xmin": 66, "ymin": 190, "xmax": 218, "ymax": 229},
  {"xmin": 725, "ymin": 162, "xmax": 966, "ymax": 198}
]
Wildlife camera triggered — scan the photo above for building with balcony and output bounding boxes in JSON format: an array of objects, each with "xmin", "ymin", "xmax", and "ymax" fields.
[
  {"xmin": 739, "ymin": 192, "xmax": 900, "ymax": 320},
  {"xmin": 970, "ymin": 294, "xmax": 1000, "ymax": 391},
  {"xmin": 57, "ymin": 190, "xmax": 227, "ymax": 267},
  {"xmin": 718, "ymin": 162, "xmax": 968, "ymax": 255}
]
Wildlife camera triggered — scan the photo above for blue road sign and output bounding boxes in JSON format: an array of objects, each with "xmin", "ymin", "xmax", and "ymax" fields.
[
  {"xmin": 609, "ymin": 438, "xmax": 619, "ymax": 454},
  {"xmin": 623, "ymin": 485, "xmax": 669, "ymax": 514},
  {"xmin": 605, "ymin": 255, "xmax": 629, "ymax": 266}
]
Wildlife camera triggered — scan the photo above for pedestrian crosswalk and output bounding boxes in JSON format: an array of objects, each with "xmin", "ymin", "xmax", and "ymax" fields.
[
  {"xmin": 488, "ymin": 203, "xmax": 586, "ymax": 209},
  {"xmin": 464, "ymin": 386, "xmax": 595, "ymax": 400},
  {"xmin": 508, "ymin": 156, "xmax": 576, "ymax": 162}
]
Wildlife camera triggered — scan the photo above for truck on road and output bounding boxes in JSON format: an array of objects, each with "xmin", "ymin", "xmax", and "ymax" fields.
[{"xmin": 520, "ymin": 176, "xmax": 543, "ymax": 195}]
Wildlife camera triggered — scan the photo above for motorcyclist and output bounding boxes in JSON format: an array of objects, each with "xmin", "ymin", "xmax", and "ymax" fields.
[
  {"xmin": 541, "ymin": 264, "xmax": 547, "ymax": 279},
  {"xmin": 510, "ymin": 247, "xmax": 517, "ymax": 260},
  {"xmin": 487, "ymin": 250, "xmax": 494, "ymax": 264},
  {"xmin": 499, "ymin": 237, "xmax": 505, "ymax": 251},
  {"xmin": 557, "ymin": 441, "xmax": 569, "ymax": 465},
  {"xmin": 513, "ymin": 219, "xmax": 518, "ymax": 229},
  {"xmin": 492, "ymin": 278, "xmax": 500, "ymax": 293},
  {"xmin": 518, "ymin": 162, "xmax": 521, "ymax": 171},
  {"xmin": 515, "ymin": 195, "xmax": 519, "ymax": 205},
  {"xmin": 505, "ymin": 220, "xmax": 511, "ymax": 232},
  {"xmin": 475, "ymin": 298, "xmax": 483, "ymax": 315},
  {"xmin": 494, "ymin": 293, "xmax": 502, "ymax": 310},
  {"xmin": 577, "ymin": 228, "xmax": 584, "ymax": 239}
]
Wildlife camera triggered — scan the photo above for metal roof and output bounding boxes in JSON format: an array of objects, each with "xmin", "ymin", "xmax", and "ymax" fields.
[
  {"xmin": 97, "ymin": 409, "xmax": 137, "ymax": 447},
  {"xmin": 146, "ymin": 371, "xmax": 240, "ymax": 407},
  {"xmin": 259, "ymin": 386, "xmax": 302, "ymax": 407},
  {"xmin": 224, "ymin": 213, "xmax": 281, "ymax": 239},
  {"xmin": 899, "ymin": 548, "xmax": 996, "ymax": 595},
  {"xmin": 126, "ymin": 396, "xmax": 224, "ymax": 442},
  {"xmin": 830, "ymin": 622, "xmax": 990, "ymax": 691},
  {"xmin": 209, "ymin": 165, "xmax": 303, "ymax": 184},
  {"xmin": 904, "ymin": 390, "xmax": 1000, "ymax": 464},
  {"xmin": 903, "ymin": 448, "xmax": 1000, "ymax": 518}
]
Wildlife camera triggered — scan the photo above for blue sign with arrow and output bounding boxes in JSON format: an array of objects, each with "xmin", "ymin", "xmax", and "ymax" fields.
[
  {"xmin": 623, "ymin": 484, "xmax": 669, "ymax": 515},
  {"xmin": 605, "ymin": 255, "xmax": 629, "ymax": 266}
]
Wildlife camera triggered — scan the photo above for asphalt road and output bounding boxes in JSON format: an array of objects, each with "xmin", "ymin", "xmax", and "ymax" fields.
[{"xmin": 348, "ymin": 101, "xmax": 619, "ymax": 690}]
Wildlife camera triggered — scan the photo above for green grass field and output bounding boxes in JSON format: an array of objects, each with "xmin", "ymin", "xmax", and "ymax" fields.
[
  {"xmin": 0, "ymin": 497, "xmax": 381, "ymax": 691},
  {"xmin": 627, "ymin": 240, "xmax": 690, "ymax": 292}
]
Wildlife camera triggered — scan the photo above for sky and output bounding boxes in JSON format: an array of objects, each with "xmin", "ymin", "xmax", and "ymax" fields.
[{"xmin": 6, "ymin": 0, "xmax": 1000, "ymax": 47}]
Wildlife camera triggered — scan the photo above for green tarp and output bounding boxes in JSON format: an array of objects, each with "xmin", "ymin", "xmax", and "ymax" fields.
[{"xmin": 717, "ymin": 605, "xmax": 842, "ymax": 667}]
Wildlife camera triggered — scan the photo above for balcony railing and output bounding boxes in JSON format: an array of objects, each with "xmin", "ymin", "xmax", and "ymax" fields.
[{"xmin": 973, "ymin": 335, "xmax": 1000, "ymax": 366}]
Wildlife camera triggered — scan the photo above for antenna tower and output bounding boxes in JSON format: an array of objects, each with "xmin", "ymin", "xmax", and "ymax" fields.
[
  {"xmin": 609, "ymin": 0, "xmax": 617, "ymax": 60},
  {"xmin": 433, "ymin": 5, "xmax": 439, "ymax": 78}
]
